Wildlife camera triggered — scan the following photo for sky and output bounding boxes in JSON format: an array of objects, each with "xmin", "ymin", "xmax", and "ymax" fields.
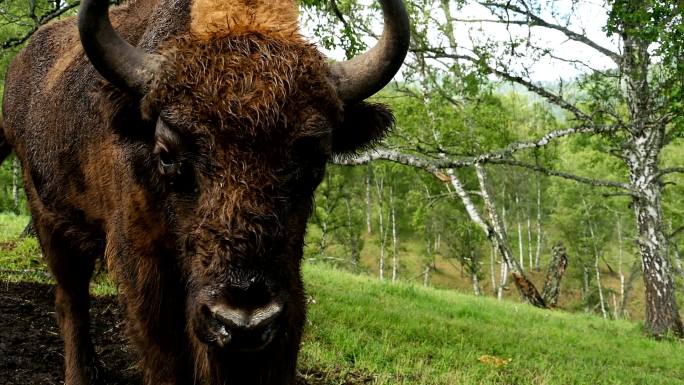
[{"xmin": 303, "ymin": 0, "xmax": 620, "ymax": 83}]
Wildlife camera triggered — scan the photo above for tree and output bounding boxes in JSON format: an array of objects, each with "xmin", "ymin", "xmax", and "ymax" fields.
[{"xmin": 322, "ymin": 0, "xmax": 684, "ymax": 338}]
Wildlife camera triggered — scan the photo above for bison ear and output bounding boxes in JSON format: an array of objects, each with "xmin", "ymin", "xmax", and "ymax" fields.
[{"xmin": 331, "ymin": 102, "xmax": 395, "ymax": 155}]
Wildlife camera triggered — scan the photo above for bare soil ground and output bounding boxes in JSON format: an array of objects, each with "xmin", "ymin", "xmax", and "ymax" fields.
[
  {"xmin": 0, "ymin": 281, "xmax": 365, "ymax": 385},
  {"xmin": 1, "ymin": 281, "xmax": 136, "ymax": 385}
]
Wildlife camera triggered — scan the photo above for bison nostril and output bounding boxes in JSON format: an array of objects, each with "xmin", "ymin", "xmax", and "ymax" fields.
[
  {"xmin": 210, "ymin": 302, "xmax": 282, "ymax": 330},
  {"xmin": 204, "ymin": 302, "xmax": 282, "ymax": 351}
]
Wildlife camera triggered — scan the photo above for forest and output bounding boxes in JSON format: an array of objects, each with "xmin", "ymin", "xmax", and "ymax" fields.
[{"xmin": 0, "ymin": 0, "xmax": 683, "ymax": 383}]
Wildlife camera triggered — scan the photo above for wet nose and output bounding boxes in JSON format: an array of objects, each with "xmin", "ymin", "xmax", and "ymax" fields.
[
  {"xmin": 202, "ymin": 278, "xmax": 283, "ymax": 350},
  {"xmin": 208, "ymin": 301, "xmax": 283, "ymax": 350}
]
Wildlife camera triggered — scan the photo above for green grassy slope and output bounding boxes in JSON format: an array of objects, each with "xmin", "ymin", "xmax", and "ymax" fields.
[
  {"xmin": 0, "ymin": 214, "xmax": 682, "ymax": 384},
  {"xmin": 301, "ymin": 263, "xmax": 684, "ymax": 385}
]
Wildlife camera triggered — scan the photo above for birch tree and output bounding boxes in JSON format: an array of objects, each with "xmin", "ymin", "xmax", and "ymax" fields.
[
  {"xmin": 338, "ymin": 0, "xmax": 682, "ymax": 337},
  {"xmin": 433, "ymin": 0, "xmax": 684, "ymax": 338}
]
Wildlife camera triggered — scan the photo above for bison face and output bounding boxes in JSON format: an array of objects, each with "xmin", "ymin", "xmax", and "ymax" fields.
[
  {"xmin": 150, "ymin": 110, "xmax": 329, "ymax": 355},
  {"xmin": 130, "ymin": 34, "xmax": 396, "ymax": 359}
]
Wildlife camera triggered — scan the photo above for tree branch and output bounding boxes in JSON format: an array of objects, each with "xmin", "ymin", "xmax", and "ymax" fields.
[
  {"xmin": 1, "ymin": 1, "xmax": 80, "ymax": 49},
  {"xmin": 489, "ymin": 159, "xmax": 636, "ymax": 193},
  {"xmin": 417, "ymin": 49, "xmax": 594, "ymax": 123},
  {"xmin": 335, "ymin": 124, "xmax": 611, "ymax": 169},
  {"xmin": 477, "ymin": 1, "xmax": 621, "ymax": 63},
  {"xmin": 328, "ymin": 0, "xmax": 351, "ymax": 31},
  {"xmin": 656, "ymin": 167, "xmax": 684, "ymax": 180}
]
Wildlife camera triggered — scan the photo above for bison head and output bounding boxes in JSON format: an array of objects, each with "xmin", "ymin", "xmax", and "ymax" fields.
[{"xmin": 78, "ymin": 0, "xmax": 408, "ymax": 382}]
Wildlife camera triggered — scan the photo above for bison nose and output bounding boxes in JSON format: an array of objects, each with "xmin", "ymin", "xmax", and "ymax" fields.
[{"xmin": 207, "ymin": 301, "xmax": 283, "ymax": 351}]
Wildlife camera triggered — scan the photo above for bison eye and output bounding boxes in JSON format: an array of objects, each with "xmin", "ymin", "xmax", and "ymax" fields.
[{"xmin": 158, "ymin": 150, "xmax": 181, "ymax": 176}]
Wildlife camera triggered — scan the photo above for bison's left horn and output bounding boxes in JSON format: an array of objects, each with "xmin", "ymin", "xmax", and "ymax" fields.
[
  {"xmin": 330, "ymin": 0, "xmax": 410, "ymax": 104},
  {"xmin": 78, "ymin": 0, "xmax": 162, "ymax": 94}
]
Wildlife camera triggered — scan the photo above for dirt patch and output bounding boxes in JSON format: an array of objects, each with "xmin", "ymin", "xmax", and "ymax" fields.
[
  {"xmin": 0, "ymin": 281, "xmax": 136, "ymax": 385},
  {"xmin": 0, "ymin": 281, "xmax": 369, "ymax": 385}
]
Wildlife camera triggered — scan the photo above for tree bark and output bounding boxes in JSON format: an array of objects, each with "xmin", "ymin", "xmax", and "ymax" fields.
[
  {"xmin": 617, "ymin": 216, "xmax": 626, "ymax": 319},
  {"xmin": 534, "ymin": 168, "xmax": 543, "ymax": 271},
  {"xmin": 472, "ymin": 272, "xmax": 482, "ymax": 296},
  {"xmin": 390, "ymin": 185, "xmax": 398, "ymax": 282},
  {"xmin": 366, "ymin": 166, "xmax": 372, "ymax": 234},
  {"xmin": 630, "ymin": 170, "xmax": 683, "ymax": 336},
  {"xmin": 12, "ymin": 156, "xmax": 20, "ymax": 213},
  {"xmin": 541, "ymin": 243, "xmax": 569, "ymax": 307},
  {"xmin": 516, "ymin": 193, "xmax": 524, "ymax": 270},
  {"xmin": 582, "ymin": 265, "xmax": 590, "ymax": 302},
  {"xmin": 527, "ymin": 210, "xmax": 533, "ymax": 271},
  {"xmin": 498, "ymin": 255, "xmax": 508, "ymax": 301},
  {"xmin": 619, "ymin": 6, "xmax": 684, "ymax": 336},
  {"xmin": 596, "ymin": 254, "xmax": 608, "ymax": 319},
  {"xmin": 490, "ymin": 244, "xmax": 497, "ymax": 296},
  {"xmin": 375, "ymin": 177, "xmax": 386, "ymax": 281},
  {"xmin": 344, "ymin": 198, "xmax": 361, "ymax": 268}
]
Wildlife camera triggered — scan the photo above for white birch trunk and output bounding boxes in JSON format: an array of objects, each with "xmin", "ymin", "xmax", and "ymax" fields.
[
  {"xmin": 375, "ymin": 177, "xmax": 386, "ymax": 281},
  {"xmin": 527, "ymin": 212, "xmax": 533, "ymax": 271},
  {"xmin": 12, "ymin": 157, "xmax": 19, "ymax": 213},
  {"xmin": 472, "ymin": 272, "xmax": 481, "ymax": 296},
  {"xmin": 390, "ymin": 185, "xmax": 398, "ymax": 282},
  {"xmin": 582, "ymin": 198, "xmax": 607, "ymax": 319},
  {"xmin": 534, "ymin": 170, "xmax": 543, "ymax": 270},
  {"xmin": 628, "ymin": 151, "xmax": 682, "ymax": 335},
  {"xmin": 366, "ymin": 166, "xmax": 372, "ymax": 234},
  {"xmin": 617, "ymin": 216, "xmax": 626, "ymax": 318},
  {"xmin": 490, "ymin": 244, "xmax": 497, "ymax": 296},
  {"xmin": 621, "ymin": 25, "xmax": 683, "ymax": 336},
  {"xmin": 596, "ymin": 255, "xmax": 608, "ymax": 319},
  {"xmin": 498, "ymin": 256, "xmax": 509, "ymax": 301},
  {"xmin": 516, "ymin": 194, "xmax": 524, "ymax": 270},
  {"xmin": 446, "ymin": 166, "xmax": 544, "ymax": 306},
  {"xmin": 582, "ymin": 266, "xmax": 589, "ymax": 302}
]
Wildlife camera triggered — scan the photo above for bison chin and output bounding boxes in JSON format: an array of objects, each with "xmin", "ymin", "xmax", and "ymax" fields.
[{"xmin": 186, "ymin": 279, "xmax": 306, "ymax": 385}]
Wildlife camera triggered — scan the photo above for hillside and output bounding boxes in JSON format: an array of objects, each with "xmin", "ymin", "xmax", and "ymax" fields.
[
  {"xmin": 301, "ymin": 264, "xmax": 684, "ymax": 385},
  {"xmin": 0, "ymin": 213, "xmax": 682, "ymax": 384}
]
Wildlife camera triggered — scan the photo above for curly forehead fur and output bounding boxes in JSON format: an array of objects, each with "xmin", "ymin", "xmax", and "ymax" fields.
[
  {"xmin": 142, "ymin": 32, "xmax": 342, "ymax": 141},
  {"xmin": 190, "ymin": 0, "xmax": 300, "ymax": 38}
]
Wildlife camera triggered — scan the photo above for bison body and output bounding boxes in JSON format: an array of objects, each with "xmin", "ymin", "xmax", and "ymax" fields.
[{"xmin": 1, "ymin": 0, "xmax": 408, "ymax": 384}]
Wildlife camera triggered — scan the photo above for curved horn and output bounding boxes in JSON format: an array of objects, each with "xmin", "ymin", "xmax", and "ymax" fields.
[
  {"xmin": 78, "ymin": 0, "xmax": 162, "ymax": 94},
  {"xmin": 331, "ymin": 0, "xmax": 410, "ymax": 103}
]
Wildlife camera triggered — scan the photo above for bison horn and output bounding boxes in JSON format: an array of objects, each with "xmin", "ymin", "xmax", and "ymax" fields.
[
  {"xmin": 330, "ymin": 0, "xmax": 410, "ymax": 104},
  {"xmin": 78, "ymin": 0, "xmax": 162, "ymax": 94}
]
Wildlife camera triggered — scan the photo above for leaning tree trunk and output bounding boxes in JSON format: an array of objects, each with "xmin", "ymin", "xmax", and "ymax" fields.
[{"xmin": 445, "ymin": 166, "xmax": 546, "ymax": 308}]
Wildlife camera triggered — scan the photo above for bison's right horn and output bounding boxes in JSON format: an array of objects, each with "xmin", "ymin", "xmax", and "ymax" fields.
[
  {"xmin": 78, "ymin": 0, "xmax": 162, "ymax": 94},
  {"xmin": 330, "ymin": 0, "xmax": 410, "ymax": 104}
]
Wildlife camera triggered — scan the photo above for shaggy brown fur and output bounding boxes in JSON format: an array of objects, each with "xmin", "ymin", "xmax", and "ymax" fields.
[{"xmin": 1, "ymin": 0, "xmax": 395, "ymax": 384}]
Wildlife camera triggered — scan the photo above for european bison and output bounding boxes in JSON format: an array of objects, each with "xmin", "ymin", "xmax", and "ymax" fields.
[{"xmin": 0, "ymin": 0, "xmax": 409, "ymax": 384}]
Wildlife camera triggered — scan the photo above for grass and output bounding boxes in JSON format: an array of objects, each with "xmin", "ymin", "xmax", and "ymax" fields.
[
  {"xmin": 1, "ymin": 213, "xmax": 682, "ymax": 384},
  {"xmin": 301, "ymin": 263, "xmax": 684, "ymax": 384}
]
